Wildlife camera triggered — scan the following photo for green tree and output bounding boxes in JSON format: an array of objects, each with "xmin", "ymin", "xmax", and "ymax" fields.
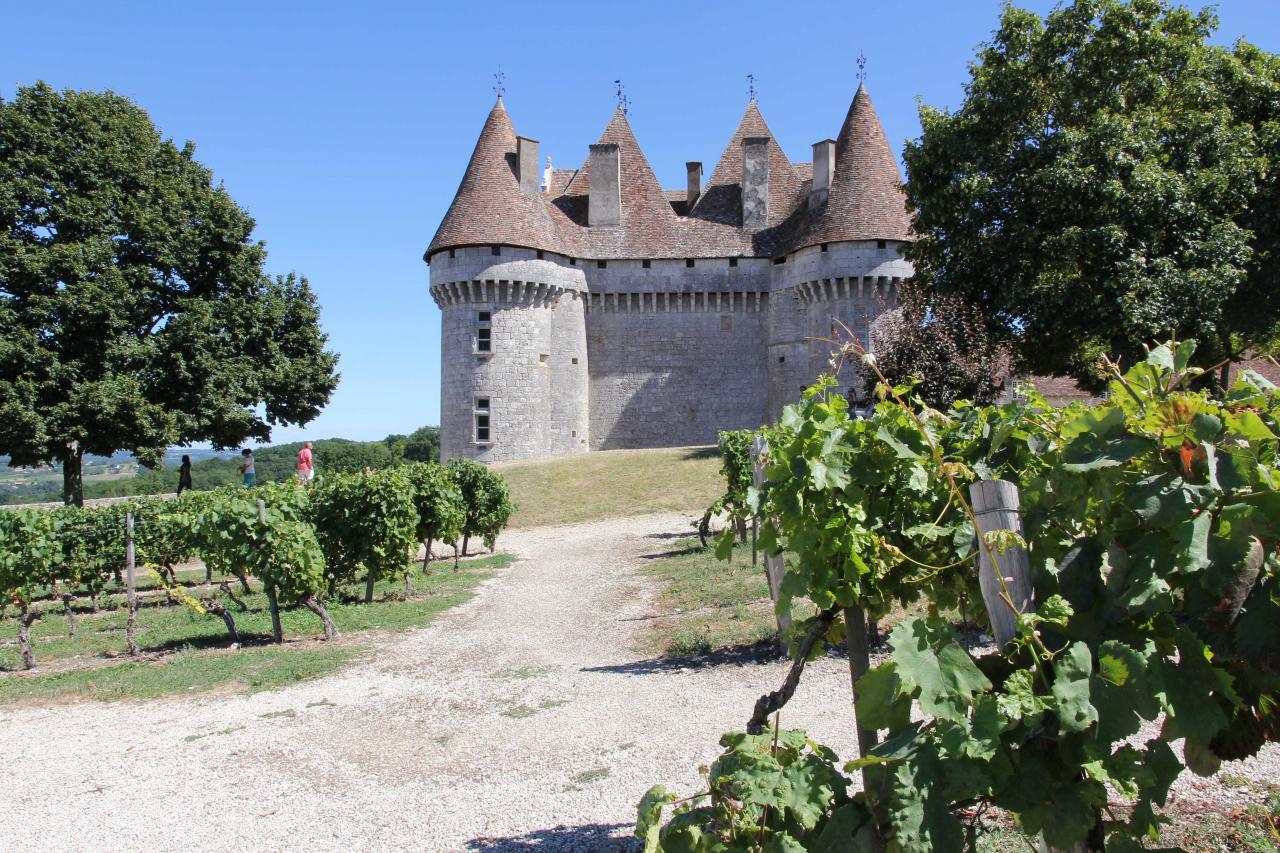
[
  {"xmin": 0, "ymin": 83, "xmax": 340, "ymax": 506},
  {"xmin": 447, "ymin": 459, "xmax": 516, "ymax": 555},
  {"xmin": 400, "ymin": 425, "xmax": 441, "ymax": 463},
  {"xmin": 902, "ymin": 0, "xmax": 1280, "ymax": 389},
  {"xmin": 403, "ymin": 461, "xmax": 465, "ymax": 572}
]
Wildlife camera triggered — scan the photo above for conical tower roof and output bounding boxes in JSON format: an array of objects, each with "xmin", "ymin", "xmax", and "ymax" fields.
[
  {"xmin": 427, "ymin": 99, "xmax": 566, "ymax": 258},
  {"xmin": 796, "ymin": 85, "xmax": 912, "ymax": 248},
  {"xmin": 694, "ymin": 100, "xmax": 804, "ymax": 229},
  {"xmin": 562, "ymin": 107, "xmax": 680, "ymax": 258}
]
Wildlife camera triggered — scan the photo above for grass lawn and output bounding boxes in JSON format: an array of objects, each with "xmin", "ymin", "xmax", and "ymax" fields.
[
  {"xmin": 638, "ymin": 537, "xmax": 785, "ymax": 657},
  {"xmin": 496, "ymin": 446, "xmax": 723, "ymax": 529},
  {"xmin": 0, "ymin": 553, "xmax": 513, "ymax": 705}
]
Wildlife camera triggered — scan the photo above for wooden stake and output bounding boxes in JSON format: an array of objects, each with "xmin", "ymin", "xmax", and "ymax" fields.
[
  {"xmin": 968, "ymin": 480, "xmax": 1034, "ymax": 648},
  {"xmin": 126, "ymin": 511, "xmax": 138, "ymax": 656},
  {"xmin": 750, "ymin": 436, "xmax": 792, "ymax": 645},
  {"xmin": 259, "ymin": 499, "xmax": 282, "ymax": 644}
]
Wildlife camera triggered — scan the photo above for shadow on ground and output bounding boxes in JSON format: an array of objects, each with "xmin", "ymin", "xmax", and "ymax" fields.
[
  {"xmin": 465, "ymin": 822, "xmax": 639, "ymax": 851},
  {"xmin": 582, "ymin": 640, "xmax": 787, "ymax": 676}
]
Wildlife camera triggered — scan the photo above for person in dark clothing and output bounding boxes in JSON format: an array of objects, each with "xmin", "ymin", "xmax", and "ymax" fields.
[{"xmin": 177, "ymin": 454, "xmax": 193, "ymax": 495}]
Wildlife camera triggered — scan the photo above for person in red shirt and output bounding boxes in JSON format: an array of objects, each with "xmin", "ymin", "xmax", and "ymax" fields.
[{"xmin": 297, "ymin": 441, "xmax": 314, "ymax": 484}]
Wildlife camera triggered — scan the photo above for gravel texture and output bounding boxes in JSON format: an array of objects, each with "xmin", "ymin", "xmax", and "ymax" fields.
[{"xmin": 0, "ymin": 512, "xmax": 1274, "ymax": 851}]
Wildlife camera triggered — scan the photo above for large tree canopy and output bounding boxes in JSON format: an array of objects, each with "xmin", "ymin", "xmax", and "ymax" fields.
[
  {"xmin": 0, "ymin": 83, "xmax": 339, "ymax": 503},
  {"xmin": 903, "ymin": 0, "xmax": 1280, "ymax": 388}
]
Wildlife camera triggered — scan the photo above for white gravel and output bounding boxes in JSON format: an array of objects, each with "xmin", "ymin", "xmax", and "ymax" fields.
[{"xmin": 0, "ymin": 512, "xmax": 1273, "ymax": 851}]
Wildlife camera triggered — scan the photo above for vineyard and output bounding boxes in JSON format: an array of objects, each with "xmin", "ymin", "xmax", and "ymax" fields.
[
  {"xmin": 639, "ymin": 340, "xmax": 1280, "ymax": 851},
  {"xmin": 0, "ymin": 460, "xmax": 515, "ymax": 678}
]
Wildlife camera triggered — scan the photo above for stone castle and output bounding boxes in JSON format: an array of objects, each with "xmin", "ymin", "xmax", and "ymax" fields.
[{"xmin": 427, "ymin": 84, "xmax": 913, "ymax": 463}]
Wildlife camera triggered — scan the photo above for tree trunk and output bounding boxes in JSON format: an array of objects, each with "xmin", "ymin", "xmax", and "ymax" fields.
[
  {"xmin": 364, "ymin": 570, "xmax": 376, "ymax": 603},
  {"xmin": 219, "ymin": 580, "xmax": 247, "ymax": 611},
  {"xmin": 204, "ymin": 600, "xmax": 240, "ymax": 647},
  {"xmin": 422, "ymin": 538, "xmax": 434, "ymax": 575},
  {"xmin": 205, "ymin": 563, "xmax": 212, "ymax": 583},
  {"xmin": 404, "ymin": 573, "xmax": 415, "ymax": 597},
  {"xmin": 301, "ymin": 594, "xmax": 339, "ymax": 640},
  {"xmin": 697, "ymin": 511, "xmax": 713, "ymax": 549},
  {"xmin": 62, "ymin": 440, "xmax": 84, "ymax": 507},
  {"xmin": 453, "ymin": 542, "xmax": 460, "ymax": 572},
  {"xmin": 237, "ymin": 573, "xmax": 252, "ymax": 594},
  {"xmin": 843, "ymin": 605, "xmax": 879, "ymax": 769},
  {"xmin": 90, "ymin": 591, "xmax": 99, "ymax": 614},
  {"xmin": 462, "ymin": 534, "xmax": 470, "ymax": 557},
  {"xmin": 61, "ymin": 593, "xmax": 77, "ymax": 639},
  {"xmin": 736, "ymin": 514, "xmax": 748, "ymax": 544},
  {"xmin": 18, "ymin": 602, "xmax": 37, "ymax": 669},
  {"xmin": 265, "ymin": 584, "xmax": 283, "ymax": 644}
]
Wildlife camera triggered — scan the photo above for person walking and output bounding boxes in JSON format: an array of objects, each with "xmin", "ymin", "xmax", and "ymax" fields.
[
  {"xmin": 177, "ymin": 454, "xmax": 193, "ymax": 496},
  {"xmin": 240, "ymin": 448, "xmax": 256, "ymax": 487},
  {"xmin": 297, "ymin": 441, "xmax": 314, "ymax": 485}
]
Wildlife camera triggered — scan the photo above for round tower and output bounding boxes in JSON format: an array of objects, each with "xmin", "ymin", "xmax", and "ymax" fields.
[
  {"xmin": 767, "ymin": 84, "xmax": 915, "ymax": 420},
  {"xmin": 430, "ymin": 249, "xmax": 588, "ymax": 462}
]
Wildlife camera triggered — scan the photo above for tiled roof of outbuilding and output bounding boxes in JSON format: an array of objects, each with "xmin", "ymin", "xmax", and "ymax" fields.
[{"xmin": 426, "ymin": 87, "xmax": 913, "ymax": 262}]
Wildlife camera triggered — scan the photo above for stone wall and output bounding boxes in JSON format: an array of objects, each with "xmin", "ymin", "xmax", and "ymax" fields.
[
  {"xmin": 767, "ymin": 240, "xmax": 911, "ymax": 421},
  {"xmin": 585, "ymin": 293, "xmax": 768, "ymax": 449}
]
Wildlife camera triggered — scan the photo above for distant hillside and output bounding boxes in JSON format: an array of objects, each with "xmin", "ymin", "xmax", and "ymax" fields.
[{"xmin": 1, "ymin": 426, "xmax": 440, "ymax": 504}]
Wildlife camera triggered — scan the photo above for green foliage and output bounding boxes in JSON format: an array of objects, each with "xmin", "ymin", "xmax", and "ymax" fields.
[
  {"xmin": 703, "ymin": 429, "xmax": 758, "ymax": 552},
  {"xmin": 647, "ymin": 339, "xmax": 1280, "ymax": 851},
  {"xmin": 0, "ymin": 82, "xmax": 339, "ymax": 504},
  {"xmin": 403, "ymin": 461, "xmax": 465, "ymax": 549},
  {"xmin": 447, "ymin": 459, "xmax": 516, "ymax": 550},
  {"xmin": 0, "ymin": 509, "xmax": 60, "ymax": 607},
  {"xmin": 310, "ymin": 469, "xmax": 418, "ymax": 587},
  {"xmin": 903, "ymin": 0, "xmax": 1280, "ymax": 386},
  {"xmin": 637, "ymin": 729, "xmax": 873, "ymax": 852},
  {"xmin": 192, "ymin": 483, "xmax": 326, "ymax": 604}
]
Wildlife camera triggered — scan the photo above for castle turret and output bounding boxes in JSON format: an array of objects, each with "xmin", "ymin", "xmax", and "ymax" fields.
[
  {"xmin": 766, "ymin": 84, "xmax": 914, "ymax": 420},
  {"xmin": 427, "ymin": 100, "xmax": 590, "ymax": 462}
]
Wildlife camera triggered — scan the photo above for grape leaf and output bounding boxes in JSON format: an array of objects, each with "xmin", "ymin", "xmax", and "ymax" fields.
[{"xmin": 890, "ymin": 619, "xmax": 991, "ymax": 721}]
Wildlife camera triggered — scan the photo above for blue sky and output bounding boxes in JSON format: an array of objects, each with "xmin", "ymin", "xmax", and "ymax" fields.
[{"xmin": 3, "ymin": 1, "xmax": 1277, "ymax": 444}]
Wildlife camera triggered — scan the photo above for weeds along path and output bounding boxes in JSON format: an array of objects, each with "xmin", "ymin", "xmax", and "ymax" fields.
[{"xmin": 0, "ymin": 513, "xmax": 861, "ymax": 852}]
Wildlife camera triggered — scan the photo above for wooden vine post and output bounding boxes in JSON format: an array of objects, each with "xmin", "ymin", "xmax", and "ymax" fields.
[
  {"xmin": 259, "ymin": 499, "xmax": 283, "ymax": 644},
  {"xmin": 750, "ymin": 436, "xmax": 791, "ymax": 646},
  {"xmin": 125, "ymin": 511, "xmax": 139, "ymax": 656},
  {"xmin": 969, "ymin": 479, "xmax": 1098, "ymax": 853}
]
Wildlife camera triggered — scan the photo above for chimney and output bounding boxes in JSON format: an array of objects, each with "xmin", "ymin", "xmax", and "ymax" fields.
[
  {"xmin": 741, "ymin": 137, "xmax": 769, "ymax": 230},
  {"xmin": 811, "ymin": 139, "xmax": 835, "ymax": 210},
  {"xmin": 588, "ymin": 143, "xmax": 621, "ymax": 227},
  {"xmin": 686, "ymin": 161, "xmax": 702, "ymax": 209},
  {"xmin": 517, "ymin": 136, "xmax": 539, "ymax": 194}
]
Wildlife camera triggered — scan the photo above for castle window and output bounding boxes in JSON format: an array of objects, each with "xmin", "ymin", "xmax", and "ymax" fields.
[
  {"xmin": 491, "ymin": 245, "xmax": 501, "ymax": 256},
  {"xmin": 449, "ymin": 248, "xmax": 456, "ymax": 258},
  {"xmin": 877, "ymin": 240, "xmax": 887, "ymax": 249},
  {"xmin": 474, "ymin": 398, "xmax": 491, "ymax": 444},
  {"xmin": 571, "ymin": 357, "xmax": 579, "ymax": 365},
  {"xmin": 569, "ymin": 257, "xmax": 576, "ymax": 266},
  {"xmin": 773, "ymin": 256, "xmax": 786, "ymax": 265},
  {"xmin": 729, "ymin": 257, "xmax": 738, "ymax": 268},
  {"xmin": 686, "ymin": 258, "xmax": 695, "ymax": 268},
  {"xmin": 642, "ymin": 259, "xmax": 651, "ymax": 269},
  {"xmin": 597, "ymin": 260, "xmax": 607, "ymax": 269},
  {"xmin": 475, "ymin": 311, "xmax": 492, "ymax": 354},
  {"xmin": 779, "ymin": 356, "xmax": 785, "ymax": 363},
  {"xmin": 821, "ymin": 243, "xmax": 828, "ymax": 252},
  {"xmin": 537, "ymin": 250, "xmax": 544, "ymax": 260}
]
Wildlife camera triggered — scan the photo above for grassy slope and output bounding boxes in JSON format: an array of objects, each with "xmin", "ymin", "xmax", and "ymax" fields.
[
  {"xmin": 638, "ymin": 539, "xmax": 780, "ymax": 657},
  {"xmin": 498, "ymin": 446, "xmax": 723, "ymax": 529}
]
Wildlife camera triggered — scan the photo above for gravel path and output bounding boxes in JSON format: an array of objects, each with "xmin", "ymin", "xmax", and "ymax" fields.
[{"xmin": 0, "ymin": 512, "xmax": 1273, "ymax": 851}]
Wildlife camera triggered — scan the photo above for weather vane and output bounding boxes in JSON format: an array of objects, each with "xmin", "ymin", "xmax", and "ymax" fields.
[
  {"xmin": 493, "ymin": 66, "xmax": 506, "ymax": 99},
  {"xmin": 856, "ymin": 50, "xmax": 867, "ymax": 84},
  {"xmin": 747, "ymin": 73, "xmax": 757, "ymax": 102},
  {"xmin": 614, "ymin": 79, "xmax": 630, "ymax": 116}
]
